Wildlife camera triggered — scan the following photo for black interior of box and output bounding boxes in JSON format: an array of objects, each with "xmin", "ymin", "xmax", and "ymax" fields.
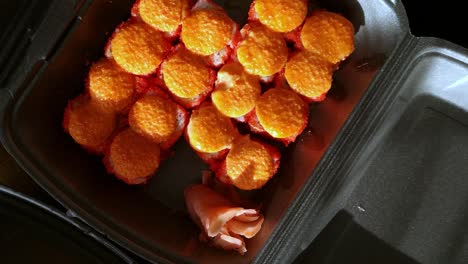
[{"xmin": 0, "ymin": 188, "xmax": 127, "ymax": 263}]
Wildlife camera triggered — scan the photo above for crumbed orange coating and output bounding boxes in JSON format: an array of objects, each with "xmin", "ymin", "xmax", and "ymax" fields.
[
  {"xmin": 67, "ymin": 101, "xmax": 116, "ymax": 150},
  {"xmin": 256, "ymin": 88, "xmax": 308, "ymax": 139},
  {"xmin": 285, "ymin": 51, "xmax": 334, "ymax": 98},
  {"xmin": 237, "ymin": 24, "xmax": 288, "ymax": 77},
  {"xmin": 212, "ymin": 62, "xmax": 261, "ymax": 118},
  {"xmin": 109, "ymin": 129, "xmax": 161, "ymax": 180},
  {"xmin": 254, "ymin": 0, "xmax": 308, "ymax": 33},
  {"xmin": 301, "ymin": 11, "xmax": 355, "ymax": 64},
  {"xmin": 181, "ymin": 9, "xmax": 234, "ymax": 56},
  {"xmin": 111, "ymin": 21, "xmax": 170, "ymax": 75},
  {"xmin": 187, "ymin": 104, "xmax": 237, "ymax": 153},
  {"xmin": 88, "ymin": 58, "xmax": 135, "ymax": 113},
  {"xmin": 163, "ymin": 48, "xmax": 211, "ymax": 98},
  {"xmin": 129, "ymin": 95, "xmax": 178, "ymax": 143},
  {"xmin": 225, "ymin": 136, "xmax": 275, "ymax": 190},
  {"xmin": 139, "ymin": 0, "xmax": 190, "ymax": 33}
]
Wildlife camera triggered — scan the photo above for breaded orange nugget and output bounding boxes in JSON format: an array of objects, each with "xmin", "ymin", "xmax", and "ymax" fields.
[
  {"xmin": 187, "ymin": 103, "xmax": 237, "ymax": 154},
  {"xmin": 129, "ymin": 94, "xmax": 184, "ymax": 146},
  {"xmin": 110, "ymin": 21, "xmax": 170, "ymax": 75},
  {"xmin": 137, "ymin": 0, "xmax": 190, "ymax": 33},
  {"xmin": 106, "ymin": 128, "xmax": 160, "ymax": 184},
  {"xmin": 251, "ymin": 0, "xmax": 308, "ymax": 33},
  {"xmin": 256, "ymin": 88, "xmax": 308, "ymax": 140},
  {"xmin": 301, "ymin": 10, "xmax": 355, "ymax": 64},
  {"xmin": 236, "ymin": 23, "xmax": 288, "ymax": 77},
  {"xmin": 221, "ymin": 136, "xmax": 280, "ymax": 190},
  {"xmin": 181, "ymin": 8, "xmax": 235, "ymax": 56},
  {"xmin": 285, "ymin": 51, "xmax": 334, "ymax": 101},
  {"xmin": 212, "ymin": 62, "xmax": 261, "ymax": 118},
  {"xmin": 63, "ymin": 96, "xmax": 117, "ymax": 154},
  {"xmin": 88, "ymin": 58, "xmax": 135, "ymax": 113},
  {"xmin": 161, "ymin": 46, "xmax": 214, "ymax": 108}
]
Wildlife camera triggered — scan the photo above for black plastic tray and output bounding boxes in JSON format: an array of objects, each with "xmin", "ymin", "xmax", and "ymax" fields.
[
  {"xmin": 280, "ymin": 38, "xmax": 468, "ymax": 264},
  {"xmin": 0, "ymin": 0, "xmax": 466, "ymax": 263}
]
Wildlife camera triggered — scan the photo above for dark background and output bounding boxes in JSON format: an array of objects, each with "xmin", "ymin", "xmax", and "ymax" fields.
[{"xmin": 402, "ymin": 0, "xmax": 466, "ymax": 47}]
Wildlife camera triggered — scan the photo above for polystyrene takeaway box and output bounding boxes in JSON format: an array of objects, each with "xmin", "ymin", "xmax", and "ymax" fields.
[{"xmin": 1, "ymin": 0, "xmax": 467, "ymax": 263}]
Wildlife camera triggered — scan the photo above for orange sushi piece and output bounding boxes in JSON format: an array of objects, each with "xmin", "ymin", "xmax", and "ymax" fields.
[
  {"xmin": 133, "ymin": 0, "xmax": 191, "ymax": 34},
  {"xmin": 160, "ymin": 45, "xmax": 216, "ymax": 109},
  {"xmin": 63, "ymin": 95, "xmax": 117, "ymax": 154},
  {"xmin": 109, "ymin": 21, "xmax": 171, "ymax": 75},
  {"xmin": 236, "ymin": 23, "xmax": 288, "ymax": 78},
  {"xmin": 212, "ymin": 62, "xmax": 261, "ymax": 119},
  {"xmin": 129, "ymin": 93, "xmax": 188, "ymax": 149},
  {"xmin": 301, "ymin": 10, "xmax": 355, "ymax": 64},
  {"xmin": 284, "ymin": 51, "xmax": 335, "ymax": 102},
  {"xmin": 186, "ymin": 103, "xmax": 238, "ymax": 155},
  {"xmin": 249, "ymin": 0, "xmax": 308, "ymax": 33},
  {"xmin": 216, "ymin": 136, "xmax": 280, "ymax": 190},
  {"xmin": 105, "ymin": 128, "xmax": 161, "ymax": 185},
  {"xmin": 181, "ymin": 1, "xmax": 236, "ymax": 57},
  {"xmin": 250, "ymin": 88, "xmax": 308, "ymax": 144},
  {"xmin": 87, "ymin": 58, "xmax": 135, "ymax": 113}
]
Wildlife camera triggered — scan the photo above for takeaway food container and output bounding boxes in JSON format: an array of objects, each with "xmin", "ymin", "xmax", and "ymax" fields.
[{"xmin": 0, "ymin": 0, "xmax": 467, "ymax": 263}]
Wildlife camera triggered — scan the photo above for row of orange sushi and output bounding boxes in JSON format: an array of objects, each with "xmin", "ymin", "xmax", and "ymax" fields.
[{"xmin": 63, "ymin": 0, "xmax": 355, "ymax": 254}]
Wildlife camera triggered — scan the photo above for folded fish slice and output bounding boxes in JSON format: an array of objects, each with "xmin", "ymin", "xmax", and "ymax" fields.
[
  {"xmin": 199, "ymin": 227, "xmax": 247, "ymax": 255},
  {"xmin": 226, "ymin": 216, "xmax": 264, "ymax": 239},
  {"xmin": 211, "ymin": 231, "xmax": 247, "ymax": 255},
  {"xmin": 185, "ymin": 184, "xmax": 266, "ymax": 254},
  {"xmin": 185, "ymin": 184, "xmax": 258, "ymax": 237},
  {"xmin": 234, "ymin": 214, "xmax": 261, "ymax": 222}
]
